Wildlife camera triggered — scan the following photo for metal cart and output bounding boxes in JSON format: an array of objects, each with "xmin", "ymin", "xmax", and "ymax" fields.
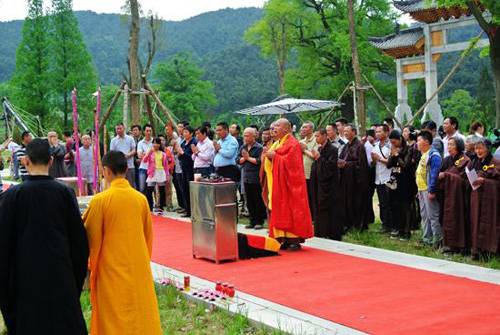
[{"xmin": 190, "ymin": 181, "xmax": 238, "ymax": 264}]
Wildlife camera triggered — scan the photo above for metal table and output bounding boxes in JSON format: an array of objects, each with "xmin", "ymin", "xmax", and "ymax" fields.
[{"xmin": 190, "ymin": 181, "xmax": 238, "ymax": 264}]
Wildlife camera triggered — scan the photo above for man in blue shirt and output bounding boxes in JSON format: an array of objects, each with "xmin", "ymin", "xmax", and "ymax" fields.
[{"xmin": 213, "ymin": 122, "xmax": 240, "ymax": 182}]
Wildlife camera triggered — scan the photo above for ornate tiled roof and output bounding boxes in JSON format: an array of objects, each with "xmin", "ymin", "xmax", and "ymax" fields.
[
  {"xmin": 369, "ymin": 27, "xmax": 425, "ymax": 58},
  {"xmin": 393, "ymin": 0, "xmax": 436, "ymax": 13},
  {"xmin": 392, "ymin": 0, "xmax": 480, "ymax": 23}
]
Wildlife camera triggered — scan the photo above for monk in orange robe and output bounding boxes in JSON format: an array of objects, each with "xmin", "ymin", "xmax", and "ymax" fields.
[
  {"xmin": 83, "ymin": 151, "xmax": 161, "ymax": 335},
  {"xmin": 265, "ymin": 118, "xmax": 313, "ymax": 250}
]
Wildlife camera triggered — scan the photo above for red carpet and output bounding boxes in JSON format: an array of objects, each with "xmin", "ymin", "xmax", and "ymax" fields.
[{"xmin": 151, "ymin": 216, "xmax": 500, "ymax": 335}]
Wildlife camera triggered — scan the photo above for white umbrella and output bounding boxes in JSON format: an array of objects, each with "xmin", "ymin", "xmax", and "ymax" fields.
[{"xmin": 234, "ymin": 98, "xmax": 341, "ymax": 116}]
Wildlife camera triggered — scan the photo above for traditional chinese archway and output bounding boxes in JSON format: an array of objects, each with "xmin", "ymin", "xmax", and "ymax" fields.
[{"xmin": 369, "ymin": 0, "xmax": 490, "ymax": 125}]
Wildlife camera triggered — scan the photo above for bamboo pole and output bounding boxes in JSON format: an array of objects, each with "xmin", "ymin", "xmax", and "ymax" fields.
[
  {"xmin": 99, "ymin": 81, "xmax": 126, "ymax": 132},
  {"xmin": 405, "ymin": 31, "xmax": 483, "ymax": 126}
]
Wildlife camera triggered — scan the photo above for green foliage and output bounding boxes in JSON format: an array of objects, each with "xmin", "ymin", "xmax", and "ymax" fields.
[
  {"xmin": 153, "ymin": 53, "xmax": 217, "ymax": 125},
  {"xmin": 441, "ymin": 89, "xmax": 479, "ymax": 132},
  {"xmin": 432, "ymin": 0, "xmax": 500, "ymax": 23},
  {"xmin": 476, "ymin": 66, "xmax": 496, "ymax": 130},
  {"xmin": 283, "ymin": 0, "xmax": 398, "ymax": 121},
  {"xmin": 50, "ymin": 0, "xmax": 97, "ymax": 130},
  {"xmin": 10, "ymin": 0, "xmax": 52, "ymax": 125}
]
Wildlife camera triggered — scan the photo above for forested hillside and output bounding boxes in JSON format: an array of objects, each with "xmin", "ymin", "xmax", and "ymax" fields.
[
  {"xmin": 0, "ymin": 8, "xmax": 279, "ymax": 116},
  {"xmin": 0, "ymin": 7, "xmax": 493, "ymax": 119}
]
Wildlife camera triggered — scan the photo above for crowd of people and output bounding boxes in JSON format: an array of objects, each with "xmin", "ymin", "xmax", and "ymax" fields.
[
  {"xmin": 1, "ymin": 116, "xmax": 499, "ymax": 256},
  {"xmin": 0, "ymin": 114, "xmax": 499, "ymax": 334}
]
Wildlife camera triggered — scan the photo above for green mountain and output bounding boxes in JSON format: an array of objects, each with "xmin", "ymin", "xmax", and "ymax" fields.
[
  {"xmin": 0, "ymin": 8, "xmax": 279, "ymax": 115},
  {"xmin": 0, "ymin": 8, "xmax": 492, "ymax": 119}
]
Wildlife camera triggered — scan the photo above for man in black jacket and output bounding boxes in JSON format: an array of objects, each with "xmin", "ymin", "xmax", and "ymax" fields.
[{"xmin": 0, "ymin": 138, "xmax": 89, "ymax": 335}]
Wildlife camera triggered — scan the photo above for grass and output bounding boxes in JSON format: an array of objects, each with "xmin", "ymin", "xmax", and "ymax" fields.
[{"xmin": 1, "ymin": 284, "xmax": 286, "ymax": 335}]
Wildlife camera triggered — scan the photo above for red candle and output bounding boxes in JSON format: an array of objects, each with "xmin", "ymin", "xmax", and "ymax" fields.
[
  {"xmin": 222, "ymin": 282, "xmax": 229, "ymax": 294},
  {"xmin": 215, "ymin": 281, "xmax": 222, "ymax": 292},
  {"xmin": 227, "ymin": 284, "xmax": 235, "ymax": 298}
]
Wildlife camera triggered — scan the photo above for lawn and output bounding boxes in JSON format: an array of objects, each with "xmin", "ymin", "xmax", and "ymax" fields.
[{"xmin": 1, "ymin": 284, "xmax": 286, "ymax": 335}]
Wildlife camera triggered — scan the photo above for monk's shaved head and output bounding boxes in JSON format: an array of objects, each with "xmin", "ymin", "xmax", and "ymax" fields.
[
  {"xmin": 276, "ymin": 118, "xmax": 291, "ymax": 130},
  {"xmin": 274, "ymin": 118, "xmax": 292, "ymax": 139}
]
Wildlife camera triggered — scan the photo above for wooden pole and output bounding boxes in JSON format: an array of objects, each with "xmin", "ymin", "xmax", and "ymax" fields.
[
  {"xmin": 123, "ymin": 83, "xmax": 129, "ymax": 130},
  {"xmin": 143, "ymin": 79, "xmax": 179, "ymax": 134},
  {"xmin": 318, "ymin": 82, "xmax": 352, "ymax": 128},
  {"xmin": 142, "ymin": 75, "xmax": 156, "ymax": 135},
  {"xmin": 405, "ymin": 31, "xmax": 483, "ymax": 126},
  {"xmin": 100, "ymin": 81, "xmax": 126, "ymax": 132},
  {"xmin": 362, "ymin": 74, "xmax": 403, "ymax": 129}
]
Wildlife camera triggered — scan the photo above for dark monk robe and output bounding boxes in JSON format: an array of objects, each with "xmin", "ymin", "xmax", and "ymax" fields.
[
  {"xmin": 438, "ymin": 153, "xmax": 471, "ymax": 249},
  {"xmin": 311, "ymin": 141, "xmax": 340, "ymax": 240},
  {"xmin": 468, "ymin": 155, "xmax": 500, "ymax": 254},
  {"xmin": 339, "ymin": 136, "xmax": 373, "ymax": 230},
  {"xmin": 0, "ymin": 175, "xmax": 89, "ymax": 335}
]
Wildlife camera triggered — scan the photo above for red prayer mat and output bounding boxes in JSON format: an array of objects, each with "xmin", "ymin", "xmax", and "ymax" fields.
[{"xmin": 152, "ymin": 216, "xmax": 500, "ymax": 335}]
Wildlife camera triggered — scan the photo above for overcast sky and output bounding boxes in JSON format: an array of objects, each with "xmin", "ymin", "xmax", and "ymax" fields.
[{"xmin": 0, "ymin": 0, "xmax": 268, "ymax": 22}]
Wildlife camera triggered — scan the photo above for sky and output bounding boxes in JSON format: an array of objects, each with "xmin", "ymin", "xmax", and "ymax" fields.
[
  {"xmin": 0, "ymin": 0, "xmax": 267, "ymax": 22},
  {"xmin": 0, "ymin": 0, "xmax": 413, "ymax": 24}
]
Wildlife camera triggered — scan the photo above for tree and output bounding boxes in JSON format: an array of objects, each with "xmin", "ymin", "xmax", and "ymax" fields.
[
  {"xmin": 153, "ymin": 53, "xmax": 217, "ymax": 125},
  {"xmin": 476, "ymin": 65, "xmax": 496, "ymax": 129},
  {"xmin": 434, "ymin": 0, "xmax": 500, "ymax": 127},
  {"xmin": 128, "ymin": 0, "xmax": 141, "ymax": 125},
  {"xmin": 285, "ymin": 0, "xmax": 396, "ymax": 122},
  {"xmin": 347, "ymin": 0, "xmax": 366, "ymax": 134},
  {"xmin": 245, "ymin": 0, "xmax": 299, "ymax": 96},
  {"xmin": 441, "ymin": 89, "xmax": 479, "ymax": 131},
  {"xmin": 51, "ymin": 0, "xmax": 97, "ymax": 130},
  {"xmin": 11, "ymin": 0, "xmax": 51, "ymax": 128}
]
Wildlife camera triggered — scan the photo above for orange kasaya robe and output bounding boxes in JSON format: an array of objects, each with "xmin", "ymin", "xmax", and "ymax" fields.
[
  {"xmin": 83, "ymin": 178, "xmax": 161, "ymax": 335},
  {"xmin": 268, "ymin": 134, "xmax": 313, "ymax": 240}
]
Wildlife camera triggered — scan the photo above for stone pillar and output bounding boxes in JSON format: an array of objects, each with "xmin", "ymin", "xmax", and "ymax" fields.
[
  {"xmin": 395, "ymin": 59, "xmax": 412, "ymax": 128},
  {"xmin": 422, "ymin": 24, "xmax": 443, "ymax": 125}
]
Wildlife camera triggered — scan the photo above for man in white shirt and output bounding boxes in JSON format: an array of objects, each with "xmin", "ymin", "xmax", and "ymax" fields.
[
  {"xmin": 442, "ymin": 116, "xmax": 466, "ymax": 158},
  {"xmin": 371, "ymin": 124, "xmax": 392, "ymax": 233},
  {"xmin": 109, "ymin": 122, "xmax": 136, "ymax": 188},
  {"xmin": 191, "ymin": 126, "xmax": 215, "ymax": 176},
  {"xmin": 6, "ymin": 138, "xmax": 19, "ymax": 180},
  {"xmin": 136, "ymin": 124, "xmax": 154, "ymax": 193}
]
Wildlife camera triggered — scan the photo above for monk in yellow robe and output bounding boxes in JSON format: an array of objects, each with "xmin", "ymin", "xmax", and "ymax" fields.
[{"xmin": 83, "ymin": 150, "xmax": 161, "ymax": 335}]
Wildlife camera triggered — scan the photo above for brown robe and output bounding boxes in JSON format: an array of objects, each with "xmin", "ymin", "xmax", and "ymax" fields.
[
  {"xmin": 339, "ymin": 136, "xmax": 373, "ymax": 230},
  {"xmin": 310, "ymin": 141, "xmax": 340, "ymax": 240},
  {"xmin": 468, "ymin": 155, "xmax": 500, "ymax": 254},
  {"xmin": 438, "ymin": 153, "xmax": 471, "ymax": 249}
]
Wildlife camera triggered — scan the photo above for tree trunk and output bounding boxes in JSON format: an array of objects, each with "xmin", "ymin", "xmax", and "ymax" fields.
[
  {"xmin": 347, "ymin": 0, "xmax": 366, "ymax": 135},
  {"xmin": 279, "ymin": 63, "xmax": 285, "ymax": 96},
  {"xmin": 128, "ymin": 0, "xmax": 141, "ymax": 126},
  {"xmin": 490, "ymin": 26, "xmax": 500, "ymax": 128}
]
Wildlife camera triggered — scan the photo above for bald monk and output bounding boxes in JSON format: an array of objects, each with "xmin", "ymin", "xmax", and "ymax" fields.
[
  {"xmin": 265, "ymin": 118, "xmax": 313, "ymax": 250},
  {"xmin": 83, "ymin": 151, "xmax": 161, "ymax": 335}
]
